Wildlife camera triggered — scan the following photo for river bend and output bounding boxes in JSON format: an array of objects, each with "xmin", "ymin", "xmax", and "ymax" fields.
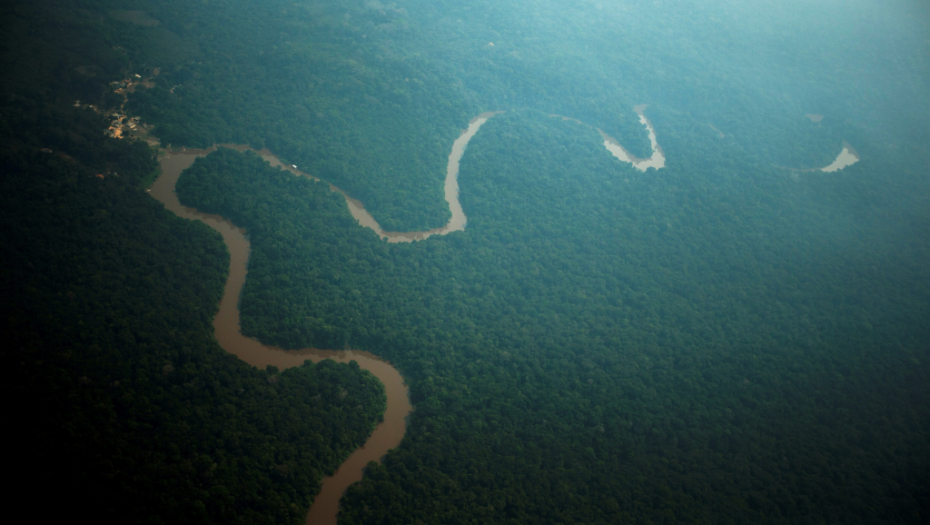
[{"xmin": 148, "ymin": 107, "xmax": 663, "ymax": 524}]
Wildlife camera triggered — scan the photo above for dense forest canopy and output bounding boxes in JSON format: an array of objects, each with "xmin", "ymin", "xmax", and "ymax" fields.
[
  {"xmin": 3, "ymin": 0, "xmax": 930, "ymax": 524},
  {"xmin": 1, "ymin": 4, "xmax": 388, "ymax": 524}
]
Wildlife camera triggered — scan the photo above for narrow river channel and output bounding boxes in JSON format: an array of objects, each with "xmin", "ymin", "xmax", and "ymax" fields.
[
  {"xmin": 147, "ymin": 107, "xmax": 664, "ymax": 524},
  {"xmin": 151, "ymin": 152, "xmax": 412, "ymax": 525}
]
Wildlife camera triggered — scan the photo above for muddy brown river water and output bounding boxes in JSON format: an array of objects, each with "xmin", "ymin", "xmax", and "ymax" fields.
[
  {"xmin": 147, "ymin": 106, "xmax": 860, "ymax": 523},
  {"xmin": 147, "ymin": 108, "xmax": 666, "ymax": 523},
  {"xmin": 151, "ymin": 151, "xmax": 412, "ymax": 525}
]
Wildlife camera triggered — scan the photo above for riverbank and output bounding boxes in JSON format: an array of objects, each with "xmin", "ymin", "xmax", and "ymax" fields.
[
  {"xmin": 147, "ymin": 106, "xmax": 666, "ymax": 523},
  {"xmin": 150, "ymin": 150, "xmax": 412, "ymax": 525}
]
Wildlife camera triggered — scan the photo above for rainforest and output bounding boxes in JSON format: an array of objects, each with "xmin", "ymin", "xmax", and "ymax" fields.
[{"xmin": 2, "ymin": 0, "xmax": 929, "ymax": 524}]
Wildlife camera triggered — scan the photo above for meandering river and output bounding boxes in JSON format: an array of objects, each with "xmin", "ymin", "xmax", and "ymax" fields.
[
  {"xmin": 777, "ymin": 140, "xmax": 861, "ymax": 174},
  {"xmin": 151, "ymin": 152, "xmax": 413, "ymax": 525},
  {"xmin": 148, "ymin": 108, "xmax": 664, "ymax": 524},
  {"xmin": 149, "ymin": 105, "xmax": 861, "ymax": 522},
  {"xmin": 601, "ymin": 105, "xmax": 666, "ymax": 171}
]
